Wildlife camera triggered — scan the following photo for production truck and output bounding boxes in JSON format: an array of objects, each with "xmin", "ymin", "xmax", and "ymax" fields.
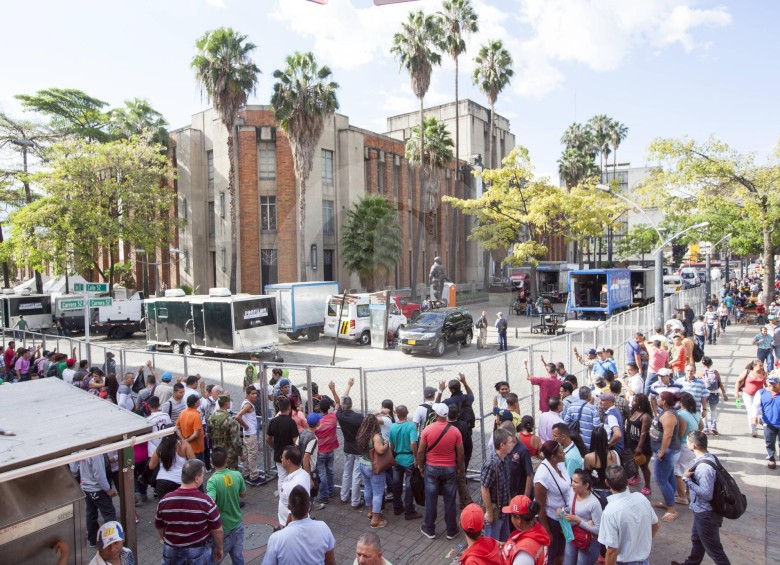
[
  {"xmin": 568, "ymin": 268, "xmax": 633, "ymax": 319},
  {"xmin": 90, "ymin": 292, "xmax": 145, "ymax": 339},
  {"xmin": 628, "ymin": 267, "xmax": 656, "ymax": 305},
  {"xmin": 145, "ymin": 288, "xmax": 279, "ymax": 356},
  {"xmin": 264, "ymin": 281, "xmax": 339, "ymax": 341},
  {"xmin": 508, "ymin": 262, "xmax": 572, "ymax": 303},
  {"xmin": 0, "ymin": 289, "xmax": 53, "ymax": 332}
]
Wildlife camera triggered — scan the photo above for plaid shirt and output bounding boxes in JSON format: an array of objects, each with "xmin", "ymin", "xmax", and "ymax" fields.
[{"xmin": 480, "ymin": 449, "xmax": 511, "ymax": 507}]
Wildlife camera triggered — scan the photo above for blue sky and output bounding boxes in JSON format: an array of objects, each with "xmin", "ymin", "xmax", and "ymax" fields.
[{"xmin": 0, "ymin": 0, "xmax": 777, "ymax": 179}]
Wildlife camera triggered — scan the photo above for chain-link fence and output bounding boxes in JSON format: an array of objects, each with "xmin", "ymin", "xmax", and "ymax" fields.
[{"xmin": 1, "ymin": 282, "xmax": 713, "ymax": 484}]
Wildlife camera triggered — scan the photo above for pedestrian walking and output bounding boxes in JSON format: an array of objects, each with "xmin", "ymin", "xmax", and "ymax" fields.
[
  {"xmin": 752, "ymin": 374, "xmax": 780, "ymax": 469},
  {"xmin": 495, "ymin": 312, "xmax": 508, "ymax": 351},
  {"xmin": 207, "ymin": 447, "xmax": 247, "ymax": 565},
  {"xmin": 650, "ymin": 391, "xmax": 681, "ymax": 522},
  {"xmin": 735, "ymin": 360, "xmax": 766, "ymax": 437},
  {"xmin": 475, "ymin": 310, "xmax": 488, "ymax": 349}
]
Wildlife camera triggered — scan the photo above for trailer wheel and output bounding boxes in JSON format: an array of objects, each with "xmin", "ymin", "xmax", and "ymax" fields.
[
  {"xmin": 109, "ymin": 327, "xmax": 126, "ymax": 339},
  {"xmin": 359, "ymin": 331, "xmax": 371, "ymax": 346},
  {"xmin": 286, "ymin": 331, "xmax": 300, "ymax": 341},
  {"xmin": 181, "ymin": 342, "xmax": 193, "ymax": 356},
  {"xmin": 306, "ymin": 329, "xmax": 320, "ymax": 341}
]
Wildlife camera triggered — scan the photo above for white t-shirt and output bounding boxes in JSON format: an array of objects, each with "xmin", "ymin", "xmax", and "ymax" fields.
[
  {"xmin": 412, "ymin": 402, "xmax": 433, "ymax": 428},
  {"xmin": 512, "ymin": 553, "xmax": 536, "ymax": 565},
  {"xmin": 533, "ymin": 460, "xmax": 572, "ymax": 519},
  {"xmin": 147, "ymin": 412, "xmax": 173, "ymax": 458},
  {"xmin": 278, "ymin": 467, "xmax": 311, "ymax": 526},
  {"xmin": 693, "ymin": 321, "xmax": 706, "ymax": 336},
  {"xmin": 62, "ymin": 368, "xmax": 76, "ymax": 385},
  {"xmin": 624, "ymin": 375, "xmax": 644, "ymax": 398}
]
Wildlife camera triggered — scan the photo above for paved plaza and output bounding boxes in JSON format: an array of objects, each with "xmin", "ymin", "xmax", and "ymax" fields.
[{"xmin": 121, "ymin": 322, "xmax": 777, "ymax": 564}]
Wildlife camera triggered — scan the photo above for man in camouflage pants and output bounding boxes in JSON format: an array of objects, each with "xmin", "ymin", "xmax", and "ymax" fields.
[{"xmin": 207, "ymin": 395, "xmax": 243, "ymax": 470}]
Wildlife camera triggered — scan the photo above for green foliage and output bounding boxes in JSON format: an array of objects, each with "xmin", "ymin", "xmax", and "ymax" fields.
[
  {"xmin": 616, "ymin": 225, "xmax": 658, "ymax": 260},
  {"xmin": 443, "ymin": 147, "xmax": 621, "ymax": 266},
  {"xmin": 109, "ymin": 98, "xmax": 169, "ymax": 150},
  {"xmin": 405, "ymin": 116, "xmax": 454, "ymax": 170},
  {"xmin": 472, "ymin": 40, "xmax": 513, "ymax": 108},
  {"xmin": 341, "ymin": 195, "xmax": 402, "ymax": 291},
  {"xmin": 177, "ymin": 283, "xmax": 194, "ymax": 295},
  {"xmin": 391, "ymin": 11, "xmax": 443, "ymax": 100},
  {"xmin": 2, "ymin": 136, "xmax": 179, "ymax": 285},
  {"xmin": 558, "ymin": 117, "xmax": 628, "ymax": 188},
  {"xmin": 111, "ymin": 261, "xmax": 137, "ymax": 290},
  {"xmin": 437, "ymin": 0, "xmax": 479, "ymax": 60},
  {"xmin": 15, "ymin": 88, "xmax": 109, "ymax": 142}
]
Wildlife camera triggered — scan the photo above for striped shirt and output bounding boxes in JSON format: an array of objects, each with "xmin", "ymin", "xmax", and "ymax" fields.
[
  {"xmin": 675, "ymin": 377, "xmax": 708, "ymax": 411},
  {"xmin": 684, "ymin": 453, "xmax": 718, "ymax": 512},
  {"xmin": 563, "ymin": 399, "xmax": 601, "ymax": 450},
  {"xmin": 154, "ymin": 487, "xmax": 222, "ymax": 547}
]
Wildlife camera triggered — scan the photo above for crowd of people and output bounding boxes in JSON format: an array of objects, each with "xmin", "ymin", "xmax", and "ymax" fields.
[{"xmin": 9, "ymin": 276, "xmax": 779, "ymax": 565}]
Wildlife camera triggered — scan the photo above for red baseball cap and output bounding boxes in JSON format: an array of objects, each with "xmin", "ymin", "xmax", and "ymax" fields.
[
  {"xmin": 460, "ymin": 503, "xmax": 485, "ymax": 533},
  {"xmin": 502, "ymin": 495, "xmax": 533, "ymax": 515}
]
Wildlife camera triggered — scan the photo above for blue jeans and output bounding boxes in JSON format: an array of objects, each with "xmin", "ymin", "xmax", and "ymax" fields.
[
  {"xmin": 392, "ymin": 463, "xmax": 417, "ymax": 517},
  {"xmin": 644, "ymin": 373, "xmax": 658, "ymax": 396},
  {"xmin": 341, "ymin": 453, "xmax": 363, "ymax": 507},
  {"xmin": 422, "ymin": 465, "xmax": 458, "ymax": 537},
  {"xmin": 211, "ymin": 522, "xmax": 243, "ymax": 565},
  {"xmin": 654, "ymin": 449, "xmax": 681, "ymax": 507},
  {"xmin": 764, "ymin": 423, "xmax": 779, "ymax": 462},
  {"xmin": 564, "ymin": 535, "xmax": 601, "ymax": 565},
  {"xmin": 162, "ymin": 543, "xmax": 211, "ymax": 565},
  {"xmin": 498, "ymin": 331, "xmax": 507, "ymax": 351},
  {"xmin": 484, "ymin": 514, "xmax": 510, "ymax": 542},
  {"xmin": 757, "ymin": 347, "xmax": 772, "ymax": 370},
  {"xmin": 704, "ymin": 395, "xmax": 721, "ymax": 431},
  {"xmin": 359, "ymin": 463, "xmax": 386, "ymax": 514},
  {"xmin": 706, "ymin": 324, "xmax": 717, "ymax": 344},
  {"xmin": 683, "ymin": 510, "xmax": 730, "ymax": 565},
  {"xmin": 316, "ymin": 451, "xmax": 335, "ymax": 501},
  {"xmin": 84, "ymin": 490, "xmax": 117, "ymax": 546}
]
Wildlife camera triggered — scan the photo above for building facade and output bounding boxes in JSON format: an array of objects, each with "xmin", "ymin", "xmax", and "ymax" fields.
[{"xmin": 171, "ymin": 101, "xmax": 516, "ymax": 295}]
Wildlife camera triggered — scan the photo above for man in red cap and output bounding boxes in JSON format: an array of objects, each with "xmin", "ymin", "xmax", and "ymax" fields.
[
  {"xmin": 457, "ymin": 503, "xmax": 500, "ymax": 564},
  {"xmin": 501, "ymin": 495, "xmax": 551, "ymax": 565}
]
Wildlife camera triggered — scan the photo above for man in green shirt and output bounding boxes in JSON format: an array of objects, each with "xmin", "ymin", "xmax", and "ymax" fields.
[
  {"xmin": 207, "ymin": 447, "xmax": 246, "ymax": 564},
  {"xmin": 388, "ymin": 405, "xmax": 422, "ymax": 520}
]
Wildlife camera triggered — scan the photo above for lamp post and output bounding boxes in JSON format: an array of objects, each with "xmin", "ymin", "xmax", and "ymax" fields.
[
  {"xmin": 705, "ymin": 233, "xmax": 731, "ymax": 302},
  {"xmin": 597, "ymin": 184, "xmax": 709, "ymax": 330}
]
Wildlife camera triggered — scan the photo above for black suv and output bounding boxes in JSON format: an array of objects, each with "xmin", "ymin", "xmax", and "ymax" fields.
[{"xmin": 398, "ymin": 308, "xmax": 473, "ymax": 357}]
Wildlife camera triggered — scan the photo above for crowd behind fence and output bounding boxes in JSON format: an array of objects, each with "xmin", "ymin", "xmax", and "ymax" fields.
[{"xmin": 3, "ymin": 282, "xmax": 712, "ymax": 484}]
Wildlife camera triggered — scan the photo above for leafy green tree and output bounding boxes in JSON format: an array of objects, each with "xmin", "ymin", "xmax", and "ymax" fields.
[
  {"xmin": 192, "ymin": 27, "xmax": 260, "ymax": 292},
  {"xmin": 2, "ymin": 136, "xmax": 179, "ymax": 292},
  {"xmin": 271, "ymin": 51, "xmax": 339, "ymax": 282},
  {"xmin": 472, "ymin": 39, "xmax": 513, "ymax": 169},
  {"xmin": 109, "ymin": 98, "xmax": 170, "ymax": 150},
  {"xmin": 609, "ymin": 119, "xmax": 629, "ymax": 178},
  {"xmin": 646, "ymin": 136, "xmax": 780, "ymax": 306},
  {"xmin": 341, "ymin": 195, "xmax": 402, "ymax": 291},
  {"xmin": 15, "ymin": 88, "xmax": 109, "ymax": 142},
  {"xmin": 616, "ymin": 225, "xmax": 658, "ymax": 263},
  {"xmin": 391, "ymin": 10, "xmax": 443, "ymax": 299},
  {"xmin": 558, "ymin": 122, "xmax": 598, "ymax": 189},
  {"xmin": 404, "ymin": 116, "xmax": 453, "ymax": 259},
  {"xmin": 588, "ymin": 114, "xmax": 612, "ymax": 177}
]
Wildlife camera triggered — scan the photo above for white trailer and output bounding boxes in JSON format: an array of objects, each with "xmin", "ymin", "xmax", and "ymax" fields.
[
  {"xmin": 265, "ymin": 281, "xmax": 339, "ymax": 341},
  {"xmin": 0, "ymin": 289, "xmax": 53, "ymax": 332},
  {"xmin": 90, "ymin": 292, "xmax": 145, "ymax": 338}
]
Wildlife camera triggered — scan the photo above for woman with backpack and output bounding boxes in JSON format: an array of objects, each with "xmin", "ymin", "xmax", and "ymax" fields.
[
  {"xmin": 356, "ymin": 414, "xmax": 390, "ymax": 529},
  {"xmin": 148, "ymin": 432, "xmax": 196, "ymax": 499},
  {"xmin": 699, "ymin": 357, "xmax": 728, "ymax": 435}
]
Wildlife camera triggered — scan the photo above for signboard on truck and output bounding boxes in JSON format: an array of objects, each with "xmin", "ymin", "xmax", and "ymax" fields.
[{"xmin": 568, "ymin": 268, "xmax": 633, "ymax": 319}]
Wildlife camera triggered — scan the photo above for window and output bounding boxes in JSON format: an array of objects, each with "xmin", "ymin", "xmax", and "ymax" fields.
[
  {"xmin": 377, "ymin": 159, "xmax": 385, "ymax": 194},
  {"xmin": 219, "ymin": 192, "xmax": 226, "ymax": 219},
  {"xmin": 208, "ymin": 201, "xmax": 215, "ymax": 241},
  {"xmin": 221, "ymin": 247, "xmax": 226, "ymax": 272},
  {"xmin": 183, "ymin": 250, "xmax": 190, "ymax": 274},
  {"xmin": 207, "ymin": 150, "xmax": 214, "ymax": 190},
  {"xmin": 182, "ymin": 197, "xmax": 188, "ymax": 221},
  {"xmin": 321, "ymin": 149, "xmax": 334, "ymax": 187},
  {"xmin": 393, "ymin": 161, "xmax": 400, "ymax": 197},
  {"xmin": 261, "ymin": 249, "xmax": 278, "ymax": 286},
  {"xmin": 356, "ymin": 304, "xmax": 370, "ymax": 318},
  {"xmin": 260, "ymin": 196, "xmax": 277, "ymax": 231},
  {"xmin": 158, "ymin": 308, "xmax": 168, "ymax": 320},
  {"xmin": 322, "ymin": 199, "xmax": 335, "ymax": 235},
  {"xmin": 258, "ymin": 141, "xmax": 276, "ymax": 179}
]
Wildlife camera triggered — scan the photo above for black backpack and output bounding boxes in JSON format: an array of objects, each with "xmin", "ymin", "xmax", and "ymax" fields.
[
  {"xmin": 458, "ymin": 398, "xmax": 476, "ymax": 430},
  {"xmin": 132, "ymin": 369, "xmax": 146, "ymax": 393},
  {"xmin": 692, "ymin": 342, "xmax": 704, "ymax": 363},
  {"xmin": 690, "ymin": 457, "xmax": 746, "ymax": 519},
  {"xmin": 419, "ymin": 404, "xmax": 436, "ymax": 430}
]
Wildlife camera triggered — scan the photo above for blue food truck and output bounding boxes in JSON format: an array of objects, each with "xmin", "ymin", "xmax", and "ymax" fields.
[{"xmin": 567, "ymin": 268, "xmax": 633, "ymax": 319}]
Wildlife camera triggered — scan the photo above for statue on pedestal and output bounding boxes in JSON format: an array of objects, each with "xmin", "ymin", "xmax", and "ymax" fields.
[{"xmin": 429, "ymin": 257, "xmax": 448, "ymax": 302}]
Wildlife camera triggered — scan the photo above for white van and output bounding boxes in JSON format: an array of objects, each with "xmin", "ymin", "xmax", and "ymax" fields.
[
  {"xmin": 679, "ymin": 267, "xmax": 699, "ymax": 287},
  {"xmin": 663, "ymin": 275, "xmax": 684, "ymax": 295},
  {"xmin": 324, "ymin": 293, "xmax": 407, "ymax": 345}
]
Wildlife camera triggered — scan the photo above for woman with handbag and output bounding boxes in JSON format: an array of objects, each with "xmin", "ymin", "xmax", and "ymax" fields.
[
  {"xmin": 625, "ymin": 393, "xmax": 653, "ymax": 495},
  {"xmin": 561, "ymin": 470, "xmax": 602, "ymax": 565},
  {"xmin": 356, "ymin": 414, "xmax": 393, "ymax": 528},
  {"xmin": 533, "ymin": 440, "xmax": 572, "ymax": 565}
]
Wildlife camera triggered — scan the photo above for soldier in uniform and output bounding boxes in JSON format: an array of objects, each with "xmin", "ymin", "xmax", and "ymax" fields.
[{"xmin": 207, "ymin": 395, "xmax": 243, "ymax": 470}]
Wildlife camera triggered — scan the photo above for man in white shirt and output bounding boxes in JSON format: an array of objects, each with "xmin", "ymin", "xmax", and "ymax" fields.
[
  {"xmin": 277, "ymin": 445, "xmax": 311, "ymax": 527},
  {"xmin": 693, "ymin": 315, "xmax": 707, "ymax": 351},
  {"xmin": 598, "ymin": 465, "xmax": 659, "ymax": 565},
  {"xmin": 412, "ymin": 387, "xmax": 438, "ymax": 433}
]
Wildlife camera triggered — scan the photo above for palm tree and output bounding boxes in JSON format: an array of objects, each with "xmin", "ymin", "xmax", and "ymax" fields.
[
  {"xmin": 271, "ymin": 51, "xmax": 339, "ymax": 282},
  {"xmin": 609, "ymin": 119, "xmax": 629, "ymax": 180},
  {"xmin": 109, "ymin": 98, "xmax": 170, "ymax": 149},
  {"xmin": 472, "ymin": 40, "xmax": 513, "ymax": 169},
  {"xmin": 587, "ymin": 114, "xmax": 612, "ymax": 180},
  {"xmin": 405, "ymin": 116, "xmax": 454, "ymax": 259},
  {"xmin": 560, "ymin": 122, "xmax": 595, "ymax": 154},
  {"xmin": 191, "ymin": 28, "xmax": 260, "ymax": 293},
  {"xmin": 341, "ymin": 195, "xmax": 402, "ymax": 291},
  {"xmin": 558, "ymin": 146, "xmax": 598, "ymax": 189},
  {"xmin": 391, "ymin": 10, "xmax": 443, "ymax": 300},
  {"xmin": 437, "ymin": 0, "xmax": 477, "ymax": 283}
]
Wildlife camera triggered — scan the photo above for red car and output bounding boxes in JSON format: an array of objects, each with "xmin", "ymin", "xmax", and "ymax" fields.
[{"xmin": 392, "ymin": 296, "xmax": 422, "ymax": 321}]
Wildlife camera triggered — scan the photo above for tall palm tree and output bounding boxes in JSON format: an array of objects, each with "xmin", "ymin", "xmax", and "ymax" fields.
[
  {"xmin": 437, "ymin": 0, "xmax": 477, "ymax": 283},
  {"xmin": 472, "ymin": 39, "xmax": 513, "ymax": 169},
  {"xmin": 391, "ymin": 10, "xmax": 443, "ymax": 299},
  {"xmin": 609, "ymin": 119, "xmax": 629, "ymax": 180},
  {"xmin": 191, "ymin": 27, "xmax": 260, "ymax": 293},
  {"xmin": 405, "ymin": 116, "xmax": 454, "ymax": 259},
  {"xmin": 109, "ymin": 98, "xmax": 169, "ymax": 149},
  {"xmin": 271, "ymin": 51, "xmax": 339, "ymax": 282},
  {"xmin": 560, "ymin": 122, "xmax": 595, "ymax": 154},
  {"xmin": 587, "ymin": 114, "xmax": 612, "ymax": 180}
]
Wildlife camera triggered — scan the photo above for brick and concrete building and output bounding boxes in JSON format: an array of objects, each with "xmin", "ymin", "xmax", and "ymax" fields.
[{"xmin": 171, "ymin": 100, "xmax": 516, "ymax": 295}]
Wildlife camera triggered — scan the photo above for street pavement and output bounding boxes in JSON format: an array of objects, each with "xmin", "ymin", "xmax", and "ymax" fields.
[{"xmin": 120, "ymin": 322, "xmax": 777, "ymax": 564}]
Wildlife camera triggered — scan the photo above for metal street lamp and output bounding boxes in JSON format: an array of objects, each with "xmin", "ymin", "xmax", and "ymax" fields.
[
  {"xmin": 704, "ymin": 233, "xmax": 731, "ymax": 302},
  {"xmin": 598, "ymin": 184, "xmax": 709, "ymax": 330}
]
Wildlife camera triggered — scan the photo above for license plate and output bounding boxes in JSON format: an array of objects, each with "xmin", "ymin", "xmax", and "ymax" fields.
[{"xmin": 408, "ymin": 339, "xmax": 416, "ymax": 345}]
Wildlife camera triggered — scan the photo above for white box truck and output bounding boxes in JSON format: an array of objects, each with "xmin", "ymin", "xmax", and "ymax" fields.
[{"xmin": 265, "ymin": 281, "xmax": 339, "ymax": 341}]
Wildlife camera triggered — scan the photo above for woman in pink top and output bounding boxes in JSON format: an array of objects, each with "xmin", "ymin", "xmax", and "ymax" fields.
[
  {"xmin": 736, "ymin": 360, "xmax": 766, "ymax": 437},
  {"xmin": 645, "ymin": 338, "xmax": 670, "ymax": 395},
  {"xmin": 523, "ymin": 359, "xmax": 561, "ymax": 413}
]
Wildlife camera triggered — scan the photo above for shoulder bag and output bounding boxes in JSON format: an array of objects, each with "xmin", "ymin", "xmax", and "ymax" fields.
[
  {"xmin": 569, "ymin": 495, "xmax": 592, "ymax": 550},
  {"xmin": 542, "ymin": 463, "xmax": 574, "ymax": 543},
  {"xmin": 370, "ymin": 436, "xmax": 395, "ymax": 474}
]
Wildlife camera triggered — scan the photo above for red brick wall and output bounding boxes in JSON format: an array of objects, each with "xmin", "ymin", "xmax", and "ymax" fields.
[{"xmin": 237, "ymin": 128, "xmax": 260, "ymax": 293}]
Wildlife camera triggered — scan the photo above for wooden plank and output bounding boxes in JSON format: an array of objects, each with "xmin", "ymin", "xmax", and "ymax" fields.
[{"xmin": 0, "ymin": 379, "xmax": 152, "ymax": 473}]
